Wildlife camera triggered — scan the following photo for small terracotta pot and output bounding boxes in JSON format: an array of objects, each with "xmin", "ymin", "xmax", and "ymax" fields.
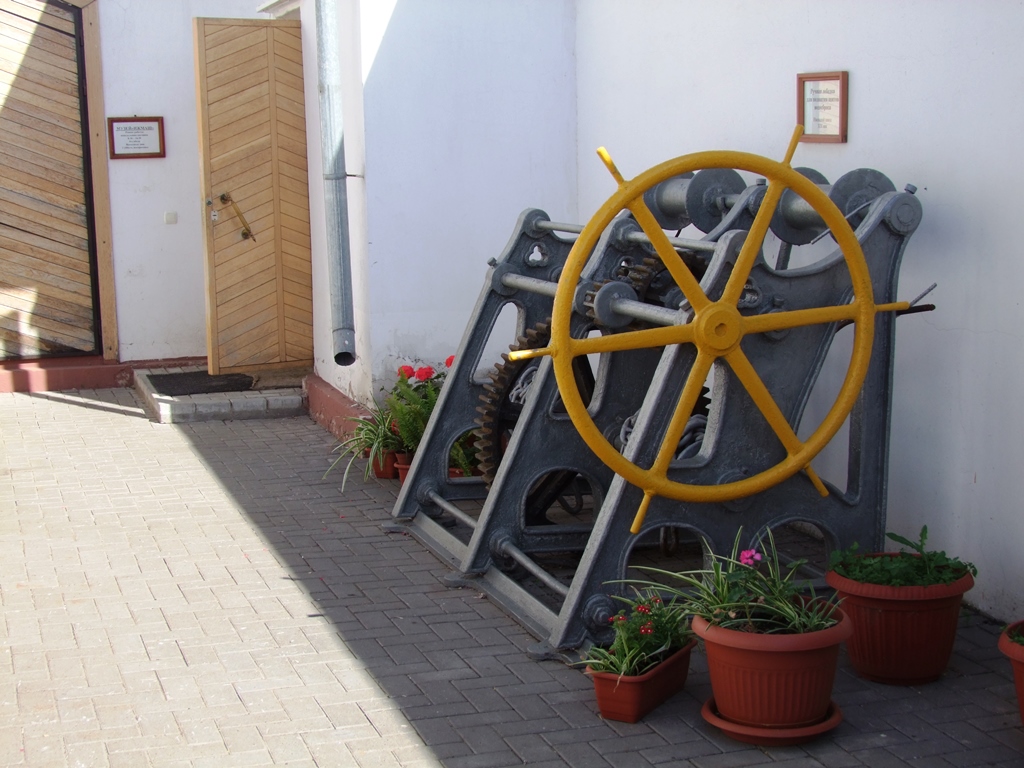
[
  {"xmin": 826, "ymin": 560, "xmax": 974, "ymax": 685},
  {"xmin": 585, "ymin": 640, "xmax": 696, "ymax": 723},
  {"xmin": 394, "ymin": 453, "xmax": 413, "ymax": 484},
  {"xmin": 693, "ymin": 610, "xmax": 851, "ymax": 735},
  {"xmin": 998, "ymin": 620, "xmax": 1024, "ymax": 727}
]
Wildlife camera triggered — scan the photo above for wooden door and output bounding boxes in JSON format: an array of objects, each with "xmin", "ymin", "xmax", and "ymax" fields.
[
  {"xmin": 0, "ymin": 0, "xmax": 99, "ymax": 359},
  {"xmin": 193, "ymin": 17, "xmax": 313, "ymax": 375}
]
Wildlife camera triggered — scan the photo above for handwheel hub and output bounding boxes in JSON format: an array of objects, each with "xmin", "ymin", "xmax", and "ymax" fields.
[{"xmin": 695, "ymin": 303, "xmax": 743, "ymax": 354}]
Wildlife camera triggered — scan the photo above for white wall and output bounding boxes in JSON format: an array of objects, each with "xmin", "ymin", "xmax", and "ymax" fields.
[
  {"xmin": 98, "ymin": 0, "xmax": 265, "ymax": 361},
  {"xmin": 576, "ymin": 0, "xmax": 1024, "ymax": 620},
  {"xmin": 314, "ymin": 0, "xmax": 578, "ymax": 398}
]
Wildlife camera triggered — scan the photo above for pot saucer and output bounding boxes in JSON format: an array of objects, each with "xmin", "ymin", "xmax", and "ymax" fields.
[{"xmin": 700, "ymin": 698, "xmax": 843, "ymax": 746}]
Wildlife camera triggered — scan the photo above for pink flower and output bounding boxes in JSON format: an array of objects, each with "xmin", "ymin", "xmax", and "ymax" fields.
[
  {"xmin": 398, "ymin": 365, "xmax": 415, "ymax": 379},
  {"xmin": 445, "ymin": 355, "xmax": 455, "ymax": 367},
  {"xmin": 414, "ymin": 366, "xmax": 434, "ymax": 381},
  {"xmin": 740, "ymin": 549, "xmax": 762, "ymax": 567}
]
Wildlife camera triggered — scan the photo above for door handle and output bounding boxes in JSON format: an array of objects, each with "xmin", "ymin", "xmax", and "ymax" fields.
[{"xmin": 218, "ymin": 192, "xmax": 256, "ymax": 241}]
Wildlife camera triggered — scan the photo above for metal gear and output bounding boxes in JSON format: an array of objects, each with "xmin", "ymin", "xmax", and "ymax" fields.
[
  {"xmin": 474, "ymin": 321, "xmax": 553, "ymax": 485},
  {"xmin": 474, "ymin": 320, "xmax": 595, "ymax": 526}
]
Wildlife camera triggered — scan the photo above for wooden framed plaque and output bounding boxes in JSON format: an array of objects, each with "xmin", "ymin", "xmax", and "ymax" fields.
[
  {"xmin": 797, "ymin": 72, "xmax": 848, "ymax": 143},
  {"xmin": 107, "ymin": 116, "xmax": 165, "ymax": 159}
]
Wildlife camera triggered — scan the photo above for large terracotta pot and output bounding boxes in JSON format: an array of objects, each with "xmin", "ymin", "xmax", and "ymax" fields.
[
  {"xmin": 692, "ymin": 610, "xmax": 851, "ymax": 745},
  {"xmin": 585, "ymin": 640, "xmax": 697, "ymax": 723},
  {"xmin": 371, "ymin": 450, "xmax": 399, "ymax": 479},
  {"xmin": 825, "ymin": 562, "xmax": 974, "ymax": 685},
  {"xmin": 997, "ymin": 620, "xmax": 1024, "ymax": 727}
]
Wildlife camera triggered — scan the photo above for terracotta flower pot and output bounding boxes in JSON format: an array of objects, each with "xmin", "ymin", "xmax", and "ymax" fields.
[
  {"xmin": 394, "ymin": 453, "xmax": 413, "ymax": 484},
  {"xmin": 998, "ymin": 620, "xmax": 1024, "ymax": 727},
  {"xmin": 692, "ymin": 611, "xmax": 851, "ymax": 745},
  {"xmin": 585, "ymin": 640, "xmax": 697, "ymax": 723},
  {"xmin": 825, "ymin": 563, "xmax": 974, "ymax": 685},
  {"xmin": 372, "ymin": 450, "xmax": 399, "ymax": 479}
]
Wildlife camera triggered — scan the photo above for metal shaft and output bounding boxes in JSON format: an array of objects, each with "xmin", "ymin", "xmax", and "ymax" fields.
[
  {"xmin": 426, "ymin": 489, "xmax": 478, "ymax": 530},
  {"xmin": 533, "ymin": 219, "xmax": 715, "ymax": 253}
]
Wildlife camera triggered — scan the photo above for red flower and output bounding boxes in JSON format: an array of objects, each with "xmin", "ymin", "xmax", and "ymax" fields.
[
  {"xmin": 398, "ymin": 365, "xmax": 415, "ymax": 379},
  {"xmin": 445, "ymin": 355, "xmax": 455, "ymax": 367},
  {"xmin": 414, "ymin": 366, "xmax": 434, "ymax": 381}
]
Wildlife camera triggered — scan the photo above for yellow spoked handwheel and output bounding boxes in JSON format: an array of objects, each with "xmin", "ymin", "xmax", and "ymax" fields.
[{"xmin": 511, "ymin": 128, "xmax": 909, "ymax": 533}]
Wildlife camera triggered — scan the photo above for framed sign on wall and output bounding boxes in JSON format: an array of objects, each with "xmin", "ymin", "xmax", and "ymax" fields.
[
  {"xmin": 107, "ymin": 116, "xmax": 165, "ymax": 159},
  {"xmin": 797, "ymin": 72, "xmax": 848, "ymax": 143}
]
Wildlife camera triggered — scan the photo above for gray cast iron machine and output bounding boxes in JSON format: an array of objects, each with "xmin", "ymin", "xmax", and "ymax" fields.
[{"xmin": 386, "ymin": 140, "xmax": 928, "ymax": 657}]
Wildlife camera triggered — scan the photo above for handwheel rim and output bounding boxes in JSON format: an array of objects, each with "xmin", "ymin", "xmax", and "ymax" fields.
[{"xmin": 549, "ymin": 149, "xmax": 876, "ymax": 506}]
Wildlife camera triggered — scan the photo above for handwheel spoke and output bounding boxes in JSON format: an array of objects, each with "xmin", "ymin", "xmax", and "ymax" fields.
[
  {"xmin": 722, "ymin": 180, "xmax": 787, "ymax": 306},
  {"xmin": 724, "ymin": 347, "xmax": 804, "ymax": 457},
  {"xmin": 630, "ymin": 351, "xmax": 714, "ymax": 534},
  {"xmin": 652, "ymin": 352, "xmax": 715, "ymax": 474},
  {"xmin": 567, "ymin": 324, "xmax": 694, "ymax": 357},
  {"xmin": 743, "ymin": 303, "xmax": 859, "ymax": 335},
  {"xmin": 627, "ymin": 198, "xmax": 712, "ymax": 313}
]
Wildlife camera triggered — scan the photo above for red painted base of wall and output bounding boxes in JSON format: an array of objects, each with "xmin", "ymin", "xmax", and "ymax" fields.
[
  {"xmin": 0, "ymin": 356, "xmax": 207, "ymax": 394},
  {"xmin": 303, "ymin": 374, "xmax": 369, "ymax": 439}
]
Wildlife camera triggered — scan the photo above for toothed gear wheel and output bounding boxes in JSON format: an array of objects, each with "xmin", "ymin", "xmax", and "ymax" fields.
[
  {"xmin": 581, "ymin": 280, "xmax": 613, "ymax": 322},
  {"xmin": 474, "ymin": 320, "xmax": 596, "ymax": 526},
  {"xmin": 474, "ymin": 321, "xmax": 553, "ymax": 485}
]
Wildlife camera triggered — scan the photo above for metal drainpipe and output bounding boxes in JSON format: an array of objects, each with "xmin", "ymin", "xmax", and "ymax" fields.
[{"xmin": 315, "ymin": 0, "xmax": 357, "ymax": 366}]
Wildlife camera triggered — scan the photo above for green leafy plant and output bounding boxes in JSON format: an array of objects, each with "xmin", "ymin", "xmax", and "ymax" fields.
[
  {"xmin": 578, "ymin": 589, "xmax": 691, "ymax": 676},
  {"xmin": 1008, "ymin": 625, "xmax": 1024, "ymax": 647},
  {"xmin": 828, "ymin": 526, "xmax": 977, "ymax": 587},
  {"xmin": 633, "ymin": 528, "xmax": 842, "ymax": 635},
  {"xmin": 387, "ymin": 359, "xmax": 478, "ymax": 474},
  {"xmin": 324, "ymin": 400, "xmax": 402, "ymax": 490},
  {"xmin": 387, "ymin": 367, "xmax": 441, "ymax": 456},
  {"xmin": 448, "ymin": 436, "xmax": 477, "ymax": 477}
]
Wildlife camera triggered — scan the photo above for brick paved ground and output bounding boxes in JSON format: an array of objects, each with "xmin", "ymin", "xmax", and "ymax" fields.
[{"xmin": 1, "ymin": 388, "xmax": 1023, "ymax": 767}]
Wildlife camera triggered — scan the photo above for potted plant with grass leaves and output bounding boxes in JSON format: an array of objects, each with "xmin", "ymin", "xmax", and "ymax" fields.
[
  {"xmin": 826, "ymin": 526, "xmax": 976, "ymax": 685},
  {"xmin": 635, "ymin": 528, "xmax": 851, "ymax": 746},
  {"xmin": 324, "ymin": 400, "xmax": 403, "ymax": 487},
  {"xmin": 998, "ymin": 621, "xmax": 1024, "ymax": 726},
  {"xmin": 577, "ymin": 588, "xmax": 696, "ymax": 723}
]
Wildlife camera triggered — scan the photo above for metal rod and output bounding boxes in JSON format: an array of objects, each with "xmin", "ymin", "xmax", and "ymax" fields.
[
  {"xmin": 499, "ymin": 272, "xmax": 559, "ymax": 298},
  {"xmin": 533, "ymin": 219, "xmax": 716, "ymax": 253},
  {"xmin": 498, "ymin": 540, "xmax": 570, "ymax": 598},
  {"xmin": 532, "ymin": 220, "xmax": 583, "ymax": 234},
  {"xmin": 425, "ymin": 489, "xmax": 478, "ymax": 529},
  {"xmin": 910, "ymin": 283, "xmax": 937, "ymax": 306},
  {"xmin": 609, "ymin": 297, "xmax": 684, "ymax": 326},
  {"xmin": 502, "ymin": 272, "xmax": 685, "ymax": 328},
  {"xmin": 623, "ymin": 231, "xmax": 717, "ymax": 253}
]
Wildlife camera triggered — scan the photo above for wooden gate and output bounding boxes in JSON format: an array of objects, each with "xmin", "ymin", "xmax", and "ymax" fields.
[
  {"xmin": 193, "ymin": 17, "xmax": 313, "ymax": 375},
  {"xmin": 0, "ymin": 0, "xmax": 99, "ymax": 359}
]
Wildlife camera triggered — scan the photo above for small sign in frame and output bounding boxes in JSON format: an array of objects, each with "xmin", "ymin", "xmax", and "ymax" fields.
[
  {"xmin": 797, "ymin": 72, "xmax": 848, "ymax": 143},
  {"xmin": 107, "ymin": 116, "xmax": 166, "ymax": 159}
]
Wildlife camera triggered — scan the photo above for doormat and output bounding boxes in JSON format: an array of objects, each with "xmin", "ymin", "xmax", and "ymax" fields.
[{"xmin": 146, "ymin": 371, "xmax": 254, "ymax": 397}]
